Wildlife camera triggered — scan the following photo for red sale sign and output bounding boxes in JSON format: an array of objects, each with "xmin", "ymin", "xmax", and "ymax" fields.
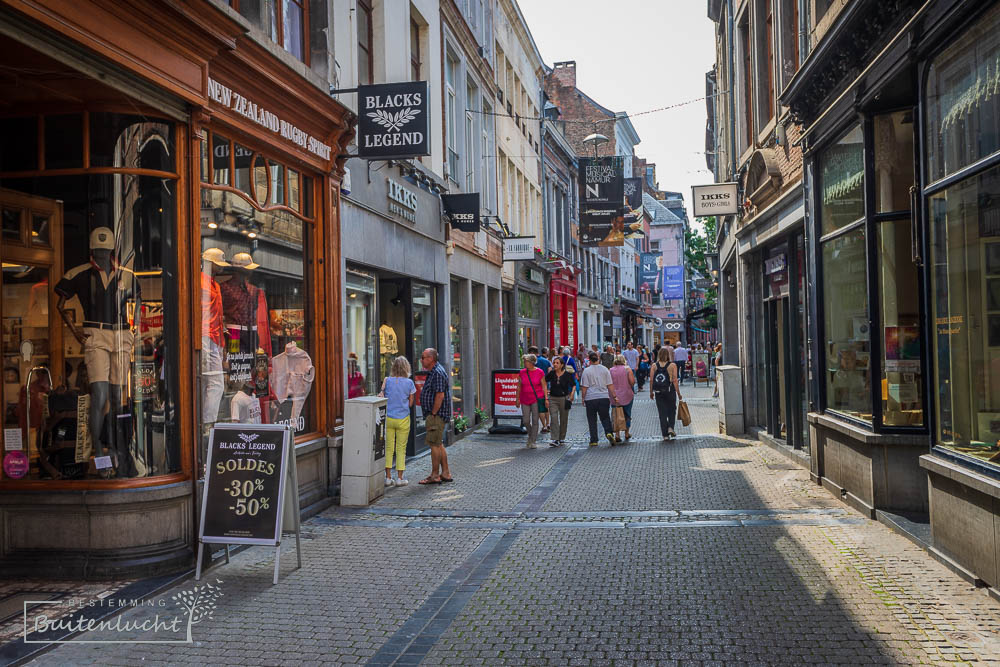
[{"xmin": 492, "ymin": 370, "xmax": 522, "ymax": 418}]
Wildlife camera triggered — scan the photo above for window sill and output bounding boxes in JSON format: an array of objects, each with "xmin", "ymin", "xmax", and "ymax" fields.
[
  {"xmin": 921, "ymin": 451, "xmax": 1000, "ymax": 498},
  {"xmin": 808, "ymin": 411, "xmax": 927, "ymax": 446}
]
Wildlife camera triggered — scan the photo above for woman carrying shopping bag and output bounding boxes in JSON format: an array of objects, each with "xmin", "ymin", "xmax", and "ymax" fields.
[
  {"xmin": 379, "ymin": 356, "xmax": 416, "ymax": 486},
  {"xmin": 649, "ymin": 346, "xmax": 682, "ymax": 440},
  {"xmin": 610, "ymin": 354, "xmax": 635, "ymax": 442}
]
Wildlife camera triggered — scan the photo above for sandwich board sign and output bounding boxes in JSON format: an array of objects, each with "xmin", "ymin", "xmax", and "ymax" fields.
[{"xmin": 196, "ymin": 423, "xmax": 301, "ymax": 584}]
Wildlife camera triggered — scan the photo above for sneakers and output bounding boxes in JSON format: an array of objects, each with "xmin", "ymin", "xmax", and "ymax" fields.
[
  {"xmin": 549, "ymin": 440, "xmax": 560, "ymax": 447},
  {"xmin": 527, "ymin": 442, "xmax": 537, "ymax": 449},
  {"xmin": 395, "ymin": 478, "xmax": 408, "ymax": 487},
  {"xmin": 668, "ymin": 429, "xmax": 676, "ymax": 439},
  {"xmin": 589, "ymin": 441, "xmax": 599, "ymax": 447},
  {"xmin": 606, "ymin": 433, "xmax": 616, "ymax": 446},
  {"xmin": 385, "ymin": 477, "xmax": 395, "ymax": 487}
]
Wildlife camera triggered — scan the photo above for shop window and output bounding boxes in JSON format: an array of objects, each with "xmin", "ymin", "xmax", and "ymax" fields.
[
  {"xmin": 874, "ymin": 112, "xmax": 915, "ymax": 213},
  {"xmin": 926, "ymin": 3, "xmax": 1000, "ymax": 184},
  {"xmin": 450, "ymin": 281, "xmax": 463, "ymax": 417},
  {"xmin": 878, "ymin": 219, "xmax": 922, "ymax": 426},
  {"xmin": 2, "ymin": 114, "xmax": 181, "ymax": 482},
  {"xmin": 213, "ymin": 133, "xmax": 231, "ymax": 186},
  {"xmin": 199, "ymin": 133, "xmax": 316, "ymax": 449},
  {"xmin": 820, "ymin": 124, "xmax": 864, "ymax": 235},
  {"xmin": 518, "ymin": 292, "xmax": 541, "ymax": 321},
  {"xmin": 346, "ymin": 271, "xmax": 375, "ymax": 398},
  {"xmin": 822, "ymin": 227, "xmax": 871, "ymax": 421},
  {"xmin": 412, "ymin": 282, "xmax": 436, "ymax": 375}
]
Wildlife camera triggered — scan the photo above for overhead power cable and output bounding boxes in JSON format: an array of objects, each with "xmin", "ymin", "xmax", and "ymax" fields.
[{"xmin": 469, "ymin": 90, "xmax": 730, "ymax": 123}]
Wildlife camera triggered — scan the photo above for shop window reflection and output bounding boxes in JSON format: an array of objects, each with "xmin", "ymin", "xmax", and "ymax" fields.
[
  {"xmin": 820, "ymin": 124, "xmax": 864, "ymax": 235},
  {"xmin": 346, "ymin": 272, "xmax": 375, "ymax": 398}
]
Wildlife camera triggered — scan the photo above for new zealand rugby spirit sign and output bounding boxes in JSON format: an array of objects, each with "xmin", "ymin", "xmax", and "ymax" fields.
[{"xmin": 357, "ymin": 82, "xmax": 430, "ymax": 159}]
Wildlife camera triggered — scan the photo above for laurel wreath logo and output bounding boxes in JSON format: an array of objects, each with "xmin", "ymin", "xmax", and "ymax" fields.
[
  {"xmin": 238, "ymin": 433, "xmax": 260, "ymax": 444},
  {"xmin": 367, "ymin": 107, "xmax": 421, "ymax": 133}
]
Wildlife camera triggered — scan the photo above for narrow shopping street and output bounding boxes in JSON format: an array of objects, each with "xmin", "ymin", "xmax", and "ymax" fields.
[{"xmin": 19, "ymin": 384, "xmax": 1000, "ymax": 666}]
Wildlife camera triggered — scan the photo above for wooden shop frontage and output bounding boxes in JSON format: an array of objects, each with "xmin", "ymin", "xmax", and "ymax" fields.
[{"xmin": 0, "ymin": 0, "xmax": 354, "ymax": 577}]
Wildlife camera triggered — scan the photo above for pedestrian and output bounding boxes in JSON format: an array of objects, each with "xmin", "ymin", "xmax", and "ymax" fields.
[
  {"xmin": 516, "ymin": 353, "xmax": 548, "ymax": 449},
  {"xmin": 379, "ymin": 355, "xmax": 415, "ymax": 487},
  {"xmin": 581, "ymin": 351, "xmax": 618, "ymax": 447},
  {"xmin": 673, "ymin": 341, "xmax": 689, "ymax": 385},
  {"xmin": 418, "ymin": 348, "xmax": 453, "ymax": 484},
  {"xmin": 623, "ymin": 341, "xmax": 639, "ymax": 386},
  {"xmin": 650, "ymin": 346, "xmax": 682, "ymax": 440},
  {"xmin": 546, "ymin": 356, "xmax": 575, "ymax": 446},
  {"xmin": 713, "ymin": 342, "xmax": 723, "ymax": 398},
  {"xmin": 600, "ymin": 344, "xmax": 615, "ymax": 369},
  {"xmin": 636, "ymin": 345, "xmax": 650, "ymax": 391},
  {"xmin": 561, "ymin": 346, "xmax": 582, "ymax": 398},
  {"xmin": 529, "ymin": 346, "xmax": 552, "ymax": 433},
  {"xmin": 610, "ymin": 354, "xmax": 635, "ymax": 442}
]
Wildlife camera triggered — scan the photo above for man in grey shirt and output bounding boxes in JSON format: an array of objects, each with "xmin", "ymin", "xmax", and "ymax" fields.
[
  {"xmin": 673, "ymin": 342, "xmax": 689, "ymax": 385},
  {"xmin": 581, "ymin": 351, "xmax": 618, "ymax": 447}
]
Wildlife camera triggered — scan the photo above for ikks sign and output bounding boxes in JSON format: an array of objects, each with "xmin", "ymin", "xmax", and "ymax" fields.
[
  {"xmin": 358, "ymin": 82, "xmax": 430, "ymax": 159},
  {"xmin": 442, "ymin": 193, "xmax": 481, "ymax": 232},
  {"xmin": 691, "ymin": 182, "xmax": 738, "ymax": 217},
  {"xmin": 207, "ymin": 78, "xmax": 332, "ymax": 161}
]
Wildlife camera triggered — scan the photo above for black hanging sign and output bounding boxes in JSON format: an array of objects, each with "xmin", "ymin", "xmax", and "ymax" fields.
[
  {"xmin": 357, "ymin": 82, "xmax": 430, "ymax": 160},
  {"xmin": 441, "ymin": 193, "xmax": 481, "ymax": 232},
  {"xmin": 579, "ymin": 157, "xmax": 625, "ymax": 247}
]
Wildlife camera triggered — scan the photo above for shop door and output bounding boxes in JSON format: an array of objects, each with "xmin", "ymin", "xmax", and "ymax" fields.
[
  {"xmin": 1, "ymin": 191, "xmax": 66, "ymax": 459},
  {"xmin": 764, "ymin": 299, "xmax": 789, "ymax": 440}
]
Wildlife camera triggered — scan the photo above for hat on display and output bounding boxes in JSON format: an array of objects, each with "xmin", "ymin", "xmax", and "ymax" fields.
[
  {"xmin": 89, "ymin": 227, "xmax": 115, "ymax": 250},
  {"xmin": 202, "ymin": 247, "xmax": 231, "ymax": 267},
  {"xmin": 231, "ymin": 252, "xmax": 260, "ymax": 270}
]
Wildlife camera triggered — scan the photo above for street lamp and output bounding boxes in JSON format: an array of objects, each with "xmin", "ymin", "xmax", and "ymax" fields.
[{"xmin": 582, "ymin": 133, "xmax": 609, "ymax": 159}]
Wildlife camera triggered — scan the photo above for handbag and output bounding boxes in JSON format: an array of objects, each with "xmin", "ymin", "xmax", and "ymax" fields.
[
  {"xmin": 612, "ymin": 406, "xmax": 626, "ymax": 432},
  {"xmin": 523, "ymin": 368, "xmax": 546, "ymax": 413},
  {"xmin": 677, "ymin": 400, "xmax": 692, "ymax": 427}
]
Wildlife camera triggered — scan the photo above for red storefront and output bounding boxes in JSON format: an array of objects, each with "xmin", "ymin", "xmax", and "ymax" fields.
[{"xmin": 549, "ymin": 269, "xmax": 578, "ymax": 352}]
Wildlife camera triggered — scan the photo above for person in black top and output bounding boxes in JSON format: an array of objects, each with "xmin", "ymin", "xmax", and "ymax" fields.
[{"xmin": 545, "ymin": 356, "xmax": 576, "ymax": 446}]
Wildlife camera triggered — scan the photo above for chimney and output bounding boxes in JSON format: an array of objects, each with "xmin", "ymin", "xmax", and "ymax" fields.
[{"xmin": 551, "ymin": 61, "xmax": 576, "ymax": 89}]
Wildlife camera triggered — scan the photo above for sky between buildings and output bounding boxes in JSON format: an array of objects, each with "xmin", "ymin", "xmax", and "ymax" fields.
[{"xmin": 519, "ymin": 0, "xmax": 717, "ymax": 227}]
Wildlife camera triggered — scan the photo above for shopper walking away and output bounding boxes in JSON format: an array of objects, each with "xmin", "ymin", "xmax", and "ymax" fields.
[
  {"xmin": 673, "ymin": 342, "xmax": 689, "ymax": 385},
  {"xmin": 713, "ymin": 343, "xmax": 723, "ymax": 398},
  {"xmin": 517, "ymin": 354, "xmax": 548, "ymax": 449},
  {"xmin": 581, "ymin": 351, "xmax": 618, "ymax": 447},
  {"xmin": 561, "ymin": 346, "xmax": 581, "ymax": 399},
  {"xmin": 650, "ymin": 346, "xmax": 682, "ymax": 440},
  {"xmin": 379, "ymin": 356, "xmax": 415, "ymax": 487},
  {"xmin": 610, "ymin": 354, "xmax": 636, "ymax": 442},
  {"xmin": 600, "ymin": 345, "xmax": 615, "ymax": 369},
  {"xmin": 623, "ymin": 342, "xmax": 639, "ymax": 386},
  {"xmin": 418, "ymin": 348, "xmax": 453, "ymax": 484},
  {"xmin": 637, "ymin": 345, "xmax": 651, "ymax": 390},
  {"xmin": 546, "ymin": 356, "xmax": 575, "ymax": 446},
  {"xmin": 529, "ymin": 347, "xmax": 552, "ymax": 433}
]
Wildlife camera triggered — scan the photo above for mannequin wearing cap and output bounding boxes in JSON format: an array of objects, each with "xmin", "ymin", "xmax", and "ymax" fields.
[
  {"xmin": 219, "ymin": 252, "xmax": 273, "ymax": 422},
  {"xmin": 55, "ymin": 227, "xmax": 137, "ymax": 474},
  {"xmin": 201, "ymin": 248, "xmax": 229, "ymax": 428}
]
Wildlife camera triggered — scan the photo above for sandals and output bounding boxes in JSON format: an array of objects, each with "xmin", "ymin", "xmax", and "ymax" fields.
[
  {"xmin": 440, "ymin": 476, "xmax": 454, "ymax": 483},
  {"xmin": 418, "ymin": 476, "xmax": 442, "ymax": 485}
]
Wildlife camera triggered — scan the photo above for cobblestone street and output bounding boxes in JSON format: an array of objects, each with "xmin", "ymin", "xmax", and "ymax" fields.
[{"xmin": 22, "ymin": 383, "xmax": 1000, "ymax": 665}]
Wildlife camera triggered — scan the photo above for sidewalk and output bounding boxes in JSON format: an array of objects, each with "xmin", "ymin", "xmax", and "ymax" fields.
[{"xmin": 12, "ymin": 388, "xmax": 1000, "ymax": 665}]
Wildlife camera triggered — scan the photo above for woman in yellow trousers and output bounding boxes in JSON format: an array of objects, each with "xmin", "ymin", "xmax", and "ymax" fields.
[{"xmin": 380, "ymin": 356, "xmax": 416, "ymax": 486}]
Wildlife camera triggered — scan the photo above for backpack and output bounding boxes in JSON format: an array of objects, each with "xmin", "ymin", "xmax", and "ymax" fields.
[{"xmin": 651, "ymin": 363, "xmax": 671, "ymax": 394}]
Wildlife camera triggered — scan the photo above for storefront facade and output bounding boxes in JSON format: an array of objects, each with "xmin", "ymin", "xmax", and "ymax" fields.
[
  {"xmin": 0, "ymin": 0, "xmax": 353, "ymax": 578},
  {"xmin": 784, "ymin": 0, "xmax": 1000, "ymax": 586},
  {"xmin": 548, "ymin": 269, "xmax": 577, "ymax": 352},
  {"xmin": 515, "ymin": 263, "xmax": 548, "ymax": 355}
]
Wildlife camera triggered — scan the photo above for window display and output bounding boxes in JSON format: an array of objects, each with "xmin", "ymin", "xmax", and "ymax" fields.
[
  {"xmin": 1, "ymin": 113, "xmax": 180, "ymax": 480},
  {"xmin": 199, "ymin": 131, "xmax": 315, "ymax": 446},
  {"xmin": 346, "ymin": 271, "xmax": 375, "ymax": 398},
  {"xmin": 450, "ymin": 281, "xmax": 463, "ymax": 417},
  {"xmin": 820, "ymin": 125, "xmax": 864, "ymax": 235}
]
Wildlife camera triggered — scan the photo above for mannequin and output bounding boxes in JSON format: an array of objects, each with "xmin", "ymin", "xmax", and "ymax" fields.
[
  {"xmin": 55, "ymin": 227, "xmax": 136, "ymax": 475},
  {"xmin": 230, "ymin": 383, "xmax": 262, "ymax": 424},
  {"xmin": 201, "ymin": 248, "xmax": 229, "ymax": 428},
  {"xmin": 219, "ymin": 252, "xmax": 272, "ymax": 420},
  {"xmin": 271, "ymin": 342, "xmax": 315, "ymax": 427}
]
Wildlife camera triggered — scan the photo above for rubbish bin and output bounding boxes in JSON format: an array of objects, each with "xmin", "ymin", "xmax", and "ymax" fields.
[
  {"xmin": 342, "ymin": 396, "xmax": 388, "ymax": 506},
  {"xmin": 717, "ymin": 365, "xmax": 744, "ymax": 435}
]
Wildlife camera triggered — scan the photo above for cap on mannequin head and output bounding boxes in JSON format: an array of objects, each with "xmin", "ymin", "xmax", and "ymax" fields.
[{"xmin": 201, "ymin": 247, "xmax": 230, "ymax": 275}]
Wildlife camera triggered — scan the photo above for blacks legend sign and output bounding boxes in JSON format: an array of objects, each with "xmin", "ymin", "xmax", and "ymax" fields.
[
  {"xmin": 358, "ymin": 81, "xmax": 430, "ymax": 159},
  {"xmin": 199, "ymin": 424, "xmax": 293, "ymax": 545}
]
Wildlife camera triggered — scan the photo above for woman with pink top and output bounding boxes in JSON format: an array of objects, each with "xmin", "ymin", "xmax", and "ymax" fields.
[
  {"xmin": 516, "ymin": 353, "xmax": 548, "ymax": 449},
  {"xmin": 610, "ymin": 354, "xmax": 636, "ymax": 442}
]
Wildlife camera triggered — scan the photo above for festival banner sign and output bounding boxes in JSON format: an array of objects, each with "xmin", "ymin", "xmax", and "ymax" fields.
[{"xmin": 579, "ymin": 157, "xmax": 624, "ymax": 247}]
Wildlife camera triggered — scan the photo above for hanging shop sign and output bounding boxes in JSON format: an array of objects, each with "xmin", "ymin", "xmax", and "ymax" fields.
[
  {"xmin": 579, "ymin": 157, "xmax": 624, "ymax": 247},
  {"xmin": 207, "ymin": 78, "xmax": 332, "ymax": 160},
  {"xmin": 694, "ymin": 278, "xmax": 714, "ymax": 289},
  {"xmin": 503, "ymin": 236, "xmax": 535, "ymax": 261},
  {"xmin": 357, "ymin": 81, "xmax": 430, "ymax": 159},
  {"xmin": 623, "ymin": 177, "xmax": 644, "ymax": 238},
  {"xmin": 441, "ymin": 193, "xmax": 480, "ymax": 232},
  {"xmin": 663, "ymin": 265, "xmax": 685, "ymax": 299},
  {"xmin": 691, "ymin": 182, "xmax": 738, "ymax": 217},
  {"xmin": 663, "ymin": 321, "xmax": 684, "ymax": 332},
  {"xmin": 639, "ymin": 252, "xmax": 661, "ymax": 293}
]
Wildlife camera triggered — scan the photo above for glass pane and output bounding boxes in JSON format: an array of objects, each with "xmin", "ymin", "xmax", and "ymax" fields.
[
  {"xmin": 252, "ymin": 156, "xmax": 269, "ymax": 206},
  {"xmin": 283, "ymin": 0, "xmax": 304, "ymax": 61},
  {"xmin": 301, "ymin": 175, "xmax": 313, "ymax": 218},
  {"xmin": 450, "ymin": 282, "xmax": 462, "ymax": 418},
  {"xmin": 820, "ymin": 124, "xmax": 864, "ymax": 235},
  {"xmin": 346, "ymin": 272, "xmax": 376, "ymax": 397},
  {"xmin": 199, "ymin": 187, "xmax": 314, "ymax": 445},
  {"xmin": 288, "ymin": 168, "xmax": 300, "ymax": 212},
  {"xmin": 44, "ymin": 114, "xmax": 83, "ymax": 169},
  {"xmin": 930, "ymin": 164, "xmax": 1000, "ymax": 462},
  {"xmin": 89, "ymin": 113, "xmax": 174, "ymax": 171},
  {"xmin": 212, "ymin": 133, "xmax": 231, "ymax": 186},
  {"xmin": 200, "ymin": 138, "xmax": 209, "ymax": 183},
  {"xmin": 0, "ymin": 117, "xmax": 38, "ymax": 172},
  {"xmin": 879, "ymin": 219, "xmax": 923, "ymax": 426},
  {"xmin": 2, "ymin": 170, "xmax": 180, "ymax": 481},
  {"xmin": 269, "ymin": 162, "xmax": 285, "ymax": 205},
  {"xmin": 822, "ymin": 227, "xmax": 872, "ymax": 421},
  {"xmin": 2, "ymin": 206, "xmax": 21, "ymax": 242},
  {"xmin": 874, "ymin": 112, "xmax": 915, "ymax": 213},
  {"xmin": 31, "ymin": 214, "xmax": 50, "ymax": 246},
  {"xmin": 926, "ymin": 3, "xmax": 1000, "ymax": 182},
  {"xmin": 234, "ymin": 144, "xmax": 253, "ymax": 196},
  {"xmin": 412, "ymin": 283, "xmax": 436, "ymax": 375}
]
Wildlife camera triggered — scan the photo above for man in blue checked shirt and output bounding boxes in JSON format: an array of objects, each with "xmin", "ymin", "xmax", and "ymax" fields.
[{"xmin": 418, "ymin": 348, "xmax": 453, "ymax": 485}]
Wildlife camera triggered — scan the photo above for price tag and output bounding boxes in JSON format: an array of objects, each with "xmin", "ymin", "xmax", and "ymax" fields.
[
  {"xmin": 3, "ymin": 428, "xmax": 23, "ymax": 451},
  {"xmin": 94, "ymin": 455, "xmax": 113, "ymax": 469}
]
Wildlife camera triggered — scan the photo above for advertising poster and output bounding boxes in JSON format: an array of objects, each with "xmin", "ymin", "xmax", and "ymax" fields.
[
  {"xmin": 693, "ymin": 351, "xmax": 710, "ymax": 379},
  {"xmin": 623, "ymin": 177, "xmax": 644, "ymax": 239},
  {"xmin": 663, "ymin": 265, "xmax": 685, "ymax": 299},
  {"xmin": 492, "ymin": 370, "xmax": 521, "ymax": 418},
  {"xmin": 579, "ymin": 157, "xmax": 624, "ymax": 247},
  {"xmin": 639, "ymin": 253, "xmax": 661, "ymax": 293}
]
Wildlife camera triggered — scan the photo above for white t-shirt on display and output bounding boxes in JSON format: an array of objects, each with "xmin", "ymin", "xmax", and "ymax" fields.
[{"xmin": 230, "ymin": 391, "xmax": 262, "ymax": 424}]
